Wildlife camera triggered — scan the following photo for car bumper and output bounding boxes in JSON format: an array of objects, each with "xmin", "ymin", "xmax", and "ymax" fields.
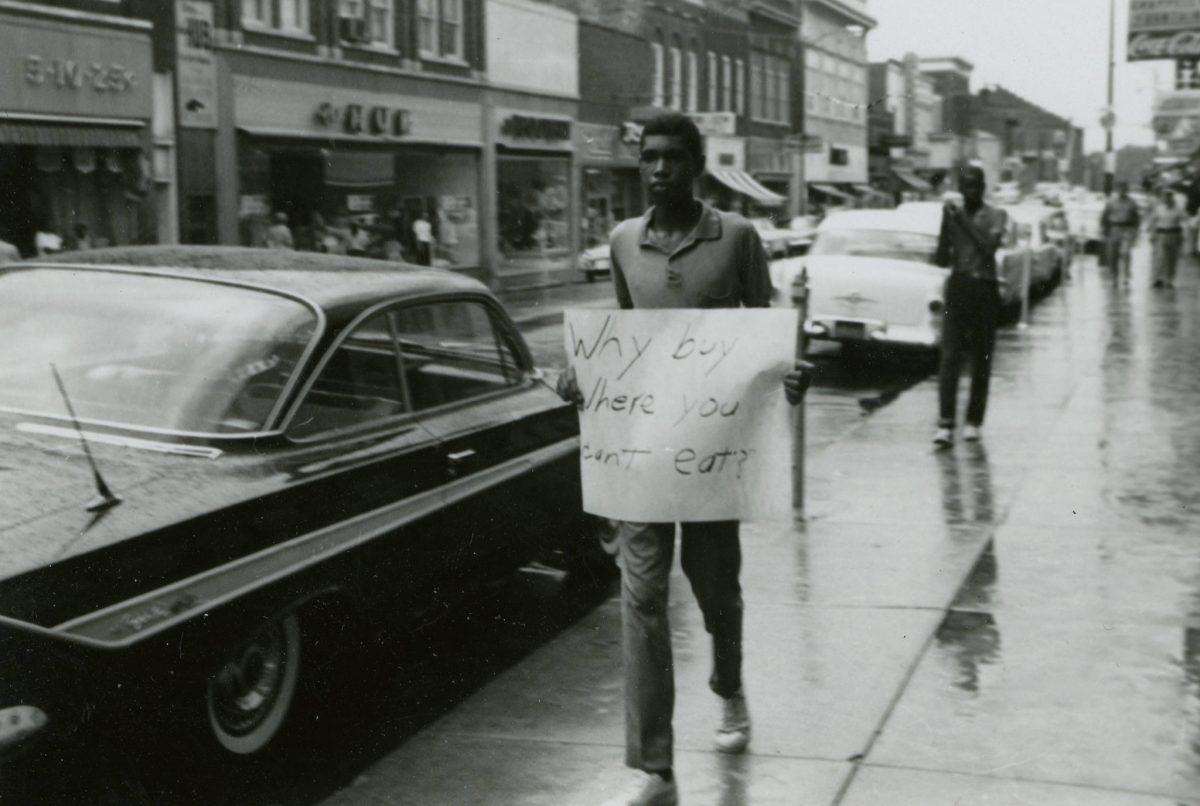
[{"xmin": 806, "ymin": 317, "xmax": 941, "ymax": 349}]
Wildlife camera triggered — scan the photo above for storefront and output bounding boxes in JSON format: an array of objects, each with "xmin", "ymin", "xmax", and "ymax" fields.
[
  {"xmin": 577, "ymin": 121, "xmax": 643, "ymax": 247},
  {"xmin": 227, "ymin": 73, "xmax": 484, "ymax": 270},
  {"xmin": 701, "ymin": 135, "xmax": 786, "ymax": 216},
  {"xmin": 0, "ymin": 8, "xmax": 154, "ymax": 256},
  {"xmin": 493, "ymin": 108, "xmax": 576, "ymax": 287}
]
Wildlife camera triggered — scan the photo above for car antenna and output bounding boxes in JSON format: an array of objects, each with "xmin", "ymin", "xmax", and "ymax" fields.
[{"xmin": 49, "ymin": 363, "xmax": 122, "ymax": 513}]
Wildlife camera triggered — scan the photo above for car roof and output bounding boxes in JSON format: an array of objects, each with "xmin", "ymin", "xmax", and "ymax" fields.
[
  {"xmin": 24, "ymin": 246, "xmax": 490, "ymax": 316},
  {"xmin": 1002, "ymin": 204, "xmax": 1062, "ymax": 222},
  {"xmin": 819, "ymin": 208, "xmax": 941, "ymax": 235}
]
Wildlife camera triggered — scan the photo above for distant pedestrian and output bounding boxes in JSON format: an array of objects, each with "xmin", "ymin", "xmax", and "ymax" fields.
[
  {"xmin": 1148, "ymin": 190, "xmax": 1184, "ymax": 289},
  {"xmin": 265, "ymin": 212, "xmax": 294, "ymax": 250},
  {"xmin": 1101, "ymin": 182, "xmax": 1140, "ymax": 287},
  {"xmin": 932, "ymin": 165, "xmax": 1009, "ymax": 448},
  {"xmin": 71, "ymin": 223, "xmax": 93, "ymax": 251},
  {"xmin": 413, "ymin": 212, "xmax": 433, "ymax": 265},
  {"xmin": 347, "ymin": 222, "xmax": 371, "ymax": 257},
  {"xmin": 556, "ymin": 113, "xmax": 811, "ymax": 806}
]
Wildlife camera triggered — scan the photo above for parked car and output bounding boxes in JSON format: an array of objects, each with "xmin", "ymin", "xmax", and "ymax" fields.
[
  {"xmin": 577, "ymin": 242, "xmax": 612, "ymax": 282},
  {"xmin": 788, "ymin": 215, "xmax": 821, "ymax": 256},
  {"xmin": 1002, "ymin": 204, "xmax": 1067, "ymax": 291},
  {"xmin": 1064, "ymin": 197, "xmax": 1107, "ymax": 254},
  {"xmin": 751, "ymin": 218, "xmax": 794, "ymax": 259},
  {"xmin": 770, "ymin": 208, "xmax": 948, "ymax": 355},
  {"xmin": 0, "ymin": 248, "xmax": 598, "ymax": 785}
]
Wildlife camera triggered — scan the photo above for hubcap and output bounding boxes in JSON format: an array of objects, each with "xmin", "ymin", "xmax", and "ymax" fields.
[{"xmin": 209, "ymin": 622, "xmax": 289, "ymax": 737}]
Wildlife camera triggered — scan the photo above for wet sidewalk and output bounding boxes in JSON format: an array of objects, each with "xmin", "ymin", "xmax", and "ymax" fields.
[
  {"xmin": 325, "ymin": 248, "xmax": 1200, "ymax": 806},
  {"xmin": 497, "ymin": 279, "xmax": 616, "ymax": 329}
]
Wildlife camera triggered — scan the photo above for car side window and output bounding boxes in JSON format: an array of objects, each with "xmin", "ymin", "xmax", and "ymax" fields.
[
  {"xmin": 290, "ymin": 313, "xmax": 406, "ymax": 438},
  {"xmin": 393, "ymin": 299, "xmax": 522, "ymax": 412}
]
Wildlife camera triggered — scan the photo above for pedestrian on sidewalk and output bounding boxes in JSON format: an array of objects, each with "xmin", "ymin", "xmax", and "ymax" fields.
[
  {"xmin": 557, "ymin": 113, "xmax": 810, "ymax": 806},
  {"xmin": 1101, "ymin": 182, "xmax": 1141, "ymax": 288},
  {"xmin": 932, "ymin": 166, "xmax": 1009, "ymax": 448},
  {"xmin": 1148, "ymin": 189, "xmax": 1185, "ymax": 289}
]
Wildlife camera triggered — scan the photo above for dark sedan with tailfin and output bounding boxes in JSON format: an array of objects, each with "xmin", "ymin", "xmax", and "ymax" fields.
[{"xmin": 0, "ymin": 248, "xmax": 595, "ymax": 789}]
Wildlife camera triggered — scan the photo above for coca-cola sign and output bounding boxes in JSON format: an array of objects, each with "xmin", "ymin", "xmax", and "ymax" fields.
[{"xmin": 1128, "ymin": 29, "xmax": 1200, "ymax": 60}]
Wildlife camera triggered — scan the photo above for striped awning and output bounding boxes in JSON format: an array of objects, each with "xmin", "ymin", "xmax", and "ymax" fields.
[
  {"xmin": 707, "ymin": 168, "xmax": 787, "ymax": 206},
  {"xmin": 892, "ymin": 170, "xmax": 933, "ymax": 192},
  {"xmin": 812, "ymin": 183, "xmax": 854, "ymax": 201},
  {"xmin": 0, "ymin": 118, "xmax": 143, "ymax": 149}
]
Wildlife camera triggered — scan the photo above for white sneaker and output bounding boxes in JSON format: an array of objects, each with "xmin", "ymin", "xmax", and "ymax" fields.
[
  {"xmin": 600, "ymin": 770, "xmax": 678, "ymax": 806},
  {"xmin": 962, "ymin": 425, "xmax": 982, "ymax": 442},
  {"xmin": 715, "ymin": 689, "xmax": 751, "ymax": 754},
  {"xmin": 932, "ymin": 427, "xmax": 954, "ymax": 447}
]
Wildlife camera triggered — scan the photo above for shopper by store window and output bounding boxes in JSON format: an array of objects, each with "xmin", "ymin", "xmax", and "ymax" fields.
[
  {"xmin": 347, "ymin": 222, "xmax": 371, "ymax": 256},
  {"xmin": 71, "ymin": 223, "xmax": 93, "ymax": 252},
  {"xmin": 265, "ymin": 212, "xmax": 295, "ymax": 250},
  {"xmin": 413, "ymin": 212, "xmax": 434, "ymax": 265}
]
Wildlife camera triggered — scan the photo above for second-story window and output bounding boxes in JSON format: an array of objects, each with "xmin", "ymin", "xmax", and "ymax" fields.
[
  {"xmin": 734, "ymin": 58, "xmax": 745, "ymax": 116},
  {"xmin": 339, "ymin": 0, "xmax": 393, "ymax": 48},
  {"xmin": 418, "ymin": 0, "xmax": 464, "ymax": 59},
  {"xmin": 721, "ymin": 55, "xmax": 732, "ymax": 112},
  {"xmin": 687, "ymin": 50, "xmax": 698, "ymax": 112},
  {"xmin": 707, "ymin": 51, "xmax": 718, "ymax": 111},
  {"xmin": 670, "ymin": 41, "xmax": 682, "ymax": 110},
  {"xmin": 651, "ymin": 39, "xmax": 665, "ymax": 107},
  {"xmin": 242, "ymin": 0, "xmax": 309, "ymax": 33}
]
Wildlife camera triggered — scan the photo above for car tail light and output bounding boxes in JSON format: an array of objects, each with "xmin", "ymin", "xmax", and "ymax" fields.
[
  {"xmin": 0, "ymin": 705, "xmax": 48, "ymax": 760},
  {"xmin": 928, "ymin": 299, "xmax": 944, "ymax": 314}
]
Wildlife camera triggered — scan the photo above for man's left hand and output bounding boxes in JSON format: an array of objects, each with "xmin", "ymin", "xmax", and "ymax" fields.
[{"xmin": 784, "ymin": 360, "xmax": 814, "ymax": 405}]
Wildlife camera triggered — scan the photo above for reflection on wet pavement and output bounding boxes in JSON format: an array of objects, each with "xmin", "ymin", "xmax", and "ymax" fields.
[{"xmin": 868, "ymin": 253, "xmax": 1200, "ymax": 803}]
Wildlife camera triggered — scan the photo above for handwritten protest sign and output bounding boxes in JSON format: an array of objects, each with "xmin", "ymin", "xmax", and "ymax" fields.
[{"xmin": 564, "ymin": 307, "xmax": 799, "ymax": 522}]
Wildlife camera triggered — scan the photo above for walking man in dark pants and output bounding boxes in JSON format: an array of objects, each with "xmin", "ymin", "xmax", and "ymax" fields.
[
  {"xmin": 559, "ymin": 113, "xmax": 810, "ymax": 806},
  {"xmin": 933, "ymin": 166, "xmax": 1009, "ymax": 448}
]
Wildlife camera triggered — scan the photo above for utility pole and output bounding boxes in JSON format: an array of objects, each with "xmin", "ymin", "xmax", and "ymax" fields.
[{"xmin": 1105, "ymin": 0, "xmax": 1116, "ymax": 195}]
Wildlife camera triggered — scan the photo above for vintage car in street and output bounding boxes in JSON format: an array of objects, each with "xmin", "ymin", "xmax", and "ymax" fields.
[
  {"xmin": 0, "ymin": 248, "xmax": 595, "ymax": 789},
  {"xmin": 1001, "ymin": 204, "xmax": 1068, "ymax": 292},
  {"xmin": 770, "ymin": 208, "xmax": 948, "ymax": 356},
  {"xmin": 577, "ymin": 242, "xmax": 613, "ymax": 282}
]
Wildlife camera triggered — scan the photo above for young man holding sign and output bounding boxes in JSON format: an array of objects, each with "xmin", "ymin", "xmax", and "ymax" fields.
[{"xmin": 560, "ymin": 113, "xmax": 809, "ymax": 806}]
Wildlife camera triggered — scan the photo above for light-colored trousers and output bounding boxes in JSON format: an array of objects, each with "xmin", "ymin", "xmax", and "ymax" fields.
[
  {"xmin": 617, "ymin": 519, "xmax": 743, "ymax": 772},
  {"xmin": 1153, "ymin": 231, "xmax": 1182, "ymax": 285}
]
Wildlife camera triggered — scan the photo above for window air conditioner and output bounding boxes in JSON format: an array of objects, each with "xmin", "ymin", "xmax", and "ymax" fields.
[{"xmin": 339, "ymin": 16, "xmax": 367, "ymax": 43}]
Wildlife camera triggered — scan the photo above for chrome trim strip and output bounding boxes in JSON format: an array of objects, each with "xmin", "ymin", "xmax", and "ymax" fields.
[
  {"xmin": 14, "ymin": 423, "xmax": 223, "ymax": 459},
  {"xmin": 0, "ymin": 113, "xmax": 145, "ymax": 128},
  {"xmin": 50, "ymin": 436, "xmax": 581, "ymax": 648}
]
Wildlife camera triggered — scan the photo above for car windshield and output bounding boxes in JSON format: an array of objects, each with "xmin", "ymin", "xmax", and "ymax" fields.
[
  {"xmin": 0, "ymin": 268, "xmax": 318, "ymax": 435},
  {"xmin": 809, "ymin": 229, "xmax": 939, "ymax": 264}
]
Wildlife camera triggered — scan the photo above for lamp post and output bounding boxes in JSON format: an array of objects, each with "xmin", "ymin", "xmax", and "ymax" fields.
[{"xmin": 1104, "ymin": 0, "xmax": 1116, "ymax": 195}]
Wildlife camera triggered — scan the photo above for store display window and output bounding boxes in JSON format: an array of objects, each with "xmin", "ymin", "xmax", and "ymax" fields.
[{"xmin": 496, "ymin": 156, "xmax": 570, "ymax": 263}]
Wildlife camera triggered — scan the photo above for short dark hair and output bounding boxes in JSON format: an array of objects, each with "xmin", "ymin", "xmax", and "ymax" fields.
[
  {"xmin": 958, "ymin": 165, "xmax": 985, "ymax": 186},
  {"xmin": 640, "ymin": 113, "xmax": 704, "ymax": 170}
]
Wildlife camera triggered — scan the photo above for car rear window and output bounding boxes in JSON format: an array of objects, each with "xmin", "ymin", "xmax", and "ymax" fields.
[
  {"xmin": 0, "ymin": 268, "xmax": 318, "ymax": 435},
  {"xmin": 809, "ymin": 229, "xmax": 939, "ymax": 264}
]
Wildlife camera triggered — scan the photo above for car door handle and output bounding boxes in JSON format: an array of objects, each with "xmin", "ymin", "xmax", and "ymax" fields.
[{"xmin": 448, "ymin": 449, "xmax": 477, "ymax": 463}]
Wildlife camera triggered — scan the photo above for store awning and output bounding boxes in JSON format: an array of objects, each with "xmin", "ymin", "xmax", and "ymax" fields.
[
  {"xmin": 0, "ymin": 118, "xmax": 143, "ymax": 149},
  {"xmin": 851, "ymin": 183, "xmax": 877, "ymax": 195},
  {"xmin": 707, "ymin": 168, "xmax": 787, "ymax": 206},
  {"xmin": 892, "ymin": 170, "xmax": 933, "ymax": 192},
  {"xmin": 811, "ymin": 183, "xmax": 854, "ymax": 202}
]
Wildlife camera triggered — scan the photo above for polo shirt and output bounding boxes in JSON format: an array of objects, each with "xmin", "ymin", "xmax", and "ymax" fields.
[{"xmin": 609, "ymin": 202, "xmax": 772, "ymax": 310}]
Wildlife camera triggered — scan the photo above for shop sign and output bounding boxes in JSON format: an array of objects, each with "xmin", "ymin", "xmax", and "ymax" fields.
[
  {"xmin": 346, "ymin": 194, "xmax": 374, "ymax": 212},
  {"xmin": 315, "ymin": 102, "xmax": 412, "ymax": 137},
  {"xmin": 577, "ymin": 123, "xmax": 616, "ymax": 161},
  {"xmin": 1129, "ymin": 0, "xmax": 1200, "ymax": 34},
  {"xmin": 235, "ymin": 76, "xmax": 483, "ymax": 145},
  {"xmin": 1, "ymin": 14, "xmax": 152, "ymax": 120},
  {"xmin": 496, "ymin": 111, "xmax": 573, "ymax": 149},
  {"xmin": 621, "ymin": 121, "xmax": 643, "ymax": 145},
  {"xmin": 1128, "ymin": 28, "xmax": 1200, "ymax": 60},
  {"xmin": 239, "ymin": 194, "xmax": 269, "ymax": 216},
  {"xmin": 687, "ymin": 112, "xmax": 737, "ymax": 137},
  {"xmin": 177, "ymin": 0, "xmax": 217, "ymax": 129}
]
